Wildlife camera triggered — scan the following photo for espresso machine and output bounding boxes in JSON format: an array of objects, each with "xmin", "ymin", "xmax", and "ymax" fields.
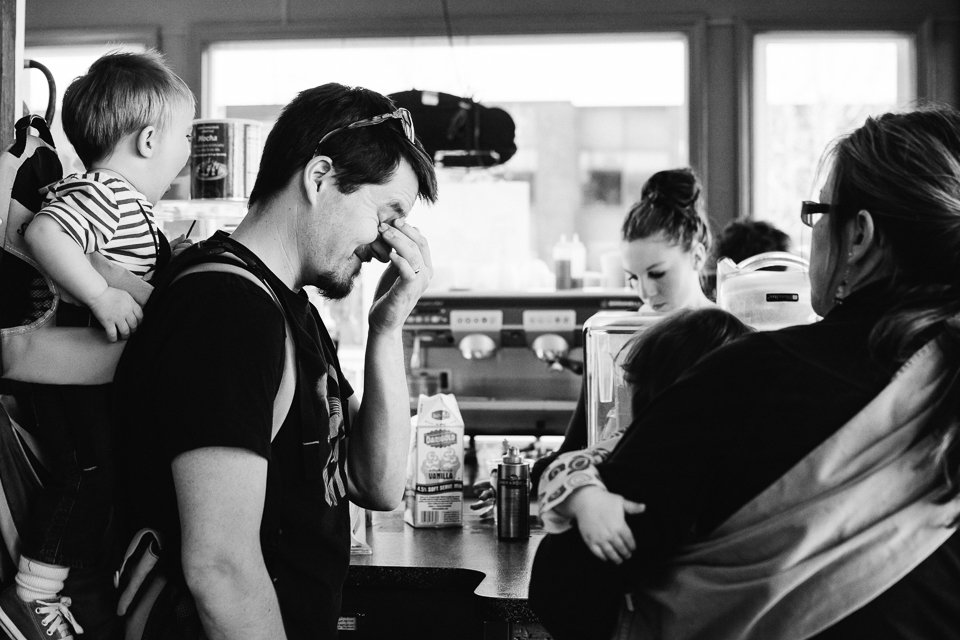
[{"xmin": 403, "ymin": 291, "xmax": 640, "ymax": 436}]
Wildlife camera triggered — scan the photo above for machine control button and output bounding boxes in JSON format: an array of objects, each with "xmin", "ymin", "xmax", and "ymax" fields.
[
  {"xmin": 450, "ymin": 310, "xmax": 503, "ymax": 330},
  {"xmin": 522, "ymin": 309, "xmax": 576, "ymax": 332}
]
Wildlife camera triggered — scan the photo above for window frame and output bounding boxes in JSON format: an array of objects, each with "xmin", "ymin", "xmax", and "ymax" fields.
[
  {"xmin": 187, "ymin": 13, "xmax": 709, "ymax": 193},
  {"xmin": 736, "ymin": 16, "xmax": 935, "ymax": 221},
  {"xmin": 26, "ymin": 27, "xmax": 159, "ymax": 50}
]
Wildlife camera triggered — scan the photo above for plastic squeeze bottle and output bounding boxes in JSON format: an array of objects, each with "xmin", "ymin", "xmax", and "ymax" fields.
[
  {"xmin": 553, "ymin": 234, "xmax": 572, "ymax": 290},
  {"xmin": 570, "ymin": 233, "xmax": 587, "ymax": 289}
]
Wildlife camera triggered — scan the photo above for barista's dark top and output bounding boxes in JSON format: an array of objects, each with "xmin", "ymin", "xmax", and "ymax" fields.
[{"xmin": 530, "ymin": 283, "xmax": 960, "ymax": 639}]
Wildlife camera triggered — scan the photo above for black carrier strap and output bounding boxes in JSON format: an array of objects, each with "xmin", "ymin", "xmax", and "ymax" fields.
[{"xmin": 155, "ymin": 231, "xmax": 323, "ymax": 480}]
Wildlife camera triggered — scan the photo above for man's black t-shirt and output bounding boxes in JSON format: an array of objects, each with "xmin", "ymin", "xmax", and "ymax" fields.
[{"xmin": 113, "ymin": 251, "xmax": 354, "ymax": 639}]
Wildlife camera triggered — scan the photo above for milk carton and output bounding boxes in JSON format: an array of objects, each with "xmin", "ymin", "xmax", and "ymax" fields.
[{"xmin": 404, "ymin": 393, "xmax": 464, "ymax": 528}]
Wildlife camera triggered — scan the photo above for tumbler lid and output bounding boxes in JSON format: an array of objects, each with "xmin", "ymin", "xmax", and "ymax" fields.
[{"xmin": 503, "ymin": 446, "xmax": 523, "ymax": 465}]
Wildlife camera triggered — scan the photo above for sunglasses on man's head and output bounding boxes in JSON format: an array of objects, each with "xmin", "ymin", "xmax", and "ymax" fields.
[
  {"xmin": 800, "ymin": 201, "xmax": 832, "ymax": 228},
  {"xmin": 314, "ymin": 108, "xmax": 416, "ymax": 157}
]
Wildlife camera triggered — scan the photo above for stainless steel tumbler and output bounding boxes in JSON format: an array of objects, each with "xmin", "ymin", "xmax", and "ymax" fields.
[{"xmin": 497, "ymin": 446, "xmax": 530, "ymax": 539}]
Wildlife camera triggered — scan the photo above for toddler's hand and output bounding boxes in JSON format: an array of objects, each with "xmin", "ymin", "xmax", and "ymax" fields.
[
  {"xmin": 88, "ymin": 286, "xmax": 144, "ymax": 342},
  {"xmin": 169, "ymin": 234, "xmax": 194, "ymax": 258},
  {"xmin": 568, "ymin": 486, "xmax": 646, "ymax": 564}
]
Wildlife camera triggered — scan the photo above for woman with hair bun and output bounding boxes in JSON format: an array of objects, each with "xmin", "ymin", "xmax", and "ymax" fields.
[
  {"xmin": 621, "ymin": 168, "xmax": 713, "ymax": 312},
  {"xmin": 530, "ymin": 105, "xmax": 960, "ymax": 640},
  {"xmin": 521, "ymin": 169, "xmax": 715, "ymax": 499}
]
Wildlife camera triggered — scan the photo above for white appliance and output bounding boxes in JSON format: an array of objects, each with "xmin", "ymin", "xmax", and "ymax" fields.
[{"xmin": 716, "ymin": 251, "xmax": 818, "ymax": 331}]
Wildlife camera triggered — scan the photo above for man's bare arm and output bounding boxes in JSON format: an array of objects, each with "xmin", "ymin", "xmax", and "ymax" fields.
[
  {"xmin": 347, "ymin": 327, "xmax": 411, "ymax": 510},
  {"xmin": 173, "ymin": 447, "xmax": 287, "ymax": 640},
  {"xmin": 346, "ymin": 220, "xmax": 432, "ymax": 509}
]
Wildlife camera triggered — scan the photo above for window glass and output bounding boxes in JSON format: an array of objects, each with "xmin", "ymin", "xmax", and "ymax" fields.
[
  {"xmin": 752, "ymin": 33, "xmax": 915, "ymax": 251},
  {"xmin": 24, "ymin": 44, "xmax": 148, "ymax": 175},
  {"xmin": 205, "ymin": 34, "xmax": 688, "ymax": 291}
]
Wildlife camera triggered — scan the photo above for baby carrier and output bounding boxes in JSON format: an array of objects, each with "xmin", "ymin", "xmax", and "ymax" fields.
[
  {"xmin": 0, "ymin": 115, "xmax": 123, "ymax": 592},
  {"xmin": 0, "ymin": 115, "xmax": 125, "ymax": 389},
  {"xmin": 0, "ymin": 115, "xmax": 62, "ymax": 589},
  {"xmin": 0, "ymin": 115, "xmax": 62, "ymax": 372}
]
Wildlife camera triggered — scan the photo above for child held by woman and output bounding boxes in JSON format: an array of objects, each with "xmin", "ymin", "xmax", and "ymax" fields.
[{"xmin": 538, "ymin": 307, "xmax": 753, "ymax": 561}]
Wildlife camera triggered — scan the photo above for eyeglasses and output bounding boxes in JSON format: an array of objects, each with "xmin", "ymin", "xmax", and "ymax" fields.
[
  {"xmin": 800, "ymin": 201, "xmax": 832, "ymax": 228},
  {"xmin": 314, "ymin": 108, "xmax": 416, "ymax": 157}
]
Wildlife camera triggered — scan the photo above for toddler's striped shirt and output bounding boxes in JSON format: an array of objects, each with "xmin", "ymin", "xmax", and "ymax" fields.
[{"xmin": 37, "ymin": 172, "xmax": 159, "ymax": 280}]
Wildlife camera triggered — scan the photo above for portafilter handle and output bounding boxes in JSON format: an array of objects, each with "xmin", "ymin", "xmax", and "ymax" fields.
[
  {"xmin": 531, "ymin": 333, "xmax": 576, "ymax": 374},
  {"xmin": 531, "ymin": 333, "xmax": 569, "ymax": 361}
]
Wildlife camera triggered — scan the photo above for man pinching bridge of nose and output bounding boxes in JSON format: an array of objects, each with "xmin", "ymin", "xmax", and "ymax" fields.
[{"xmin": 111, "ymin": 83, "xmax": 438, "ymax": 640}]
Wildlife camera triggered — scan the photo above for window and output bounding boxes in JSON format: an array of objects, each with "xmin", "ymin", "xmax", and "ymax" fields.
[
  {"xmin": 752, "ymin": 33, "xmax": 915, "ymax": 249},
  {"xmin": 204, "ymin": 34, "xmax": 689, "ymax": 291}
]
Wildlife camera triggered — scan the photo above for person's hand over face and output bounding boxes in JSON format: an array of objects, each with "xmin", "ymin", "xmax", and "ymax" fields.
[{"xmin": 367, "ymin": 219, "xmax": 433, "ymax": 334}]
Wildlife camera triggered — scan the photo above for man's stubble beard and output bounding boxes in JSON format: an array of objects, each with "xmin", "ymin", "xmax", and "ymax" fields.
[{"xmin": 314, "ymin": 267, "xmax": 359, "ymax": 301}]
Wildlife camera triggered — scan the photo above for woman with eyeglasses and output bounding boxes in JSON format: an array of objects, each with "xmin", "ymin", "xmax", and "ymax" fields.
[{"xmin": 529, "ymin": 105, "xmax": 960, "ymax": 640}]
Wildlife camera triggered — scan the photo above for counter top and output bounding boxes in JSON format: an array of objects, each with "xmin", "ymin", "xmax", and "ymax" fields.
[{"xmin": 347, "ymin": 500, "xmax": 545, "ymax": 623}]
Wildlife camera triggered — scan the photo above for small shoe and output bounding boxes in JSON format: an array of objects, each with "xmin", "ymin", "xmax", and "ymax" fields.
[{"xmin": 0, "ymin": 585, "xmax": 83, "ymax": 640}]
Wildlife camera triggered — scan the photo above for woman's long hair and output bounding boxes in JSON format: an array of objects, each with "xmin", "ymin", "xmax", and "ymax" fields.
[
  {"xmin": 621, "ymin": 168, "xmax": 712, "ymax": 255},
  {"xmin": 827, "ymin": 104, "xmax": 960, "ymax": 505}
]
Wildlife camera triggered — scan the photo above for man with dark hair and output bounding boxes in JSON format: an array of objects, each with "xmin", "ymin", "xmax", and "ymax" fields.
[
  {"xmin": 714, "ymin": 219, "xmax": 791, "ymax": 264},
  {"xmin": 112, "ymin": 83, "xmax": 438, "ymax": 639}
]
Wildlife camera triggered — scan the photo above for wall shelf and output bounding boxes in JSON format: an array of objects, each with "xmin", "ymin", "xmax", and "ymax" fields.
[{"xmin": 153, "ymin": 199, "xmax": 247, "ymax": 221}]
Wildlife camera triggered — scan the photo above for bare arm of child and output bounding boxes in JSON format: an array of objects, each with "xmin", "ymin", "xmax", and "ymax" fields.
[
  {"xmin": 538, "ymin": 433, "xmax": 625, "ymax": 526},
  {"xmin": 558, "ymin": 485, "xmax": 645, "ymax": 565},
  {"xmin": 538, "ymin": 432, "xmax": 645, "ymax": 564},
  {"xmin": 26, "ymin": 214, "xmax": 143, "ymax": 342},
  {"xmin": 90, "ymin": 252, "xmax": 153, "ymax": 307}
]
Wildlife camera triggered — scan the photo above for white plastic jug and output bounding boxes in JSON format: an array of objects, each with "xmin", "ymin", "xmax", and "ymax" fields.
[{"xmin": 716, "ymin": 251, "xmax": 819, "ymax": 331}]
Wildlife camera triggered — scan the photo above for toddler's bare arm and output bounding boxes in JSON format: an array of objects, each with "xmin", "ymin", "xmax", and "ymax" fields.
[
  {"xmin": 26, "ymin": 215, "xmax": 142, "ymax": 341},
  {"xmin": 90, "ymin": 252, "xmax": 153, "ymax": 307}
]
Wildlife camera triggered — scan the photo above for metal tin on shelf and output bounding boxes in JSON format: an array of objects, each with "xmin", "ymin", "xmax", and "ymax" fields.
[{"xmin": 190, "ymin": 119, "xmax": 261, "ymax": 200}]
